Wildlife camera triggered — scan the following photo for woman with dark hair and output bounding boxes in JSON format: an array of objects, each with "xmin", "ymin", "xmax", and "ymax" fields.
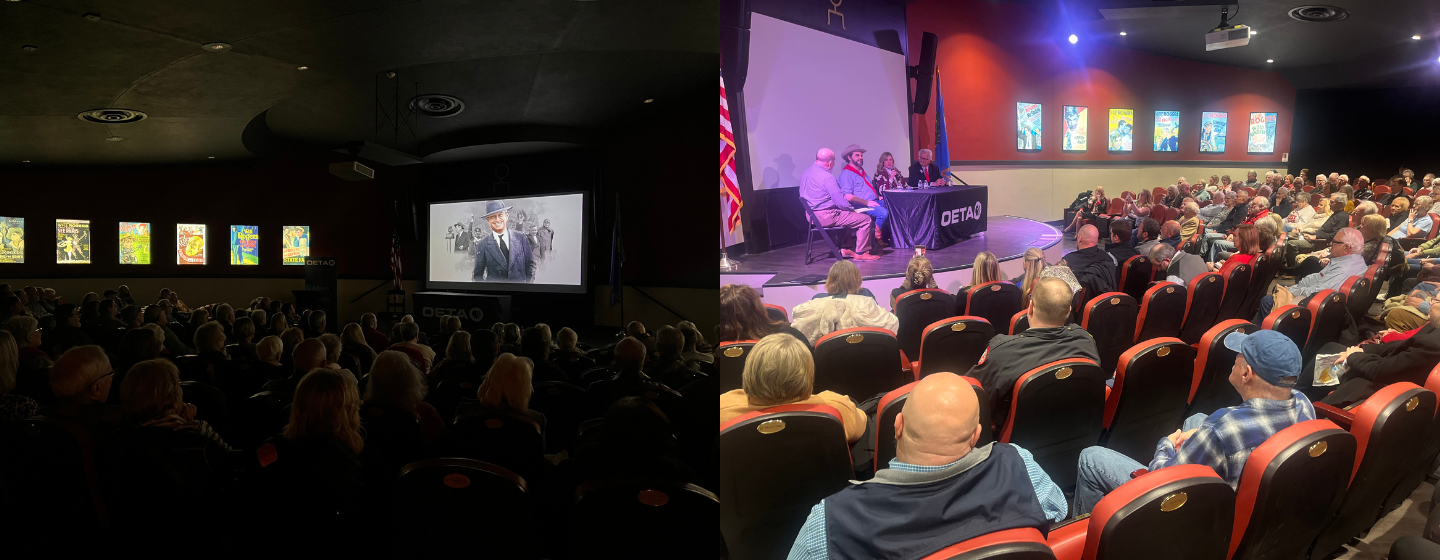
[
  {"xmin": 718, "ymin": 284, "xmax": 809, "ymax": 347},
  {"xmin": 1209, "ymin": 224, "xmax": 1260, "ymax": 271},
  {"xmin": 119, "ymin": 304, "xmax": 143, "ymax": 330},
  {"xmin": 890, "ymin": 255, "xmax": 938, "ymax": 305},
  {"xmin": 79, "ymin": 299, "xmax": 101, "ymax": 328}
]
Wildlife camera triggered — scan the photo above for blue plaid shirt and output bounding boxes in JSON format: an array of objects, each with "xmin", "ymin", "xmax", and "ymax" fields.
[
  {"xmin": 787, "ymin": 444, "xmax": 1067, "ymax": 560},
  {"xmin": 1149, "ymin": 389, "xmax": 1315, "ymax": 485}
]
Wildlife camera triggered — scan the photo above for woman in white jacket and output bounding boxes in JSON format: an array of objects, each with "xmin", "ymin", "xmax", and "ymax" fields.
[{"xmin": 791, "ymin": 260, "xmax": 898, "ymax": 344}]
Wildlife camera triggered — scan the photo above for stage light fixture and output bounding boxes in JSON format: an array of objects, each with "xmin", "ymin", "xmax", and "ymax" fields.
[
  {"xmin": 1249, "ymin": 30, "xmax": 1257, "ymax": 35},
  {"xmin": 1068, "ymin": 34, "xmax": 1078, "ymax": 44},
  {"xmin": 207, "ymin": 156, "xmax": 215, "ymax": 159},
  {"xmin": 1119, "ymin": 32, "xmax": 1127, "ymax": 36}
]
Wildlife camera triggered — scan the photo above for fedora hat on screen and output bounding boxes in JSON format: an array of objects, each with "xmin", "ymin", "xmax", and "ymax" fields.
[{"xmin": 481, "ymin": 200, "xmax": 513, "ymax": 218}]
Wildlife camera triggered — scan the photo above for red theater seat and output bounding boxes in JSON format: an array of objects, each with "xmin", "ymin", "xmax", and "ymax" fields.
[
  {"xmin": 1009, "ymin": 309, "xmax": 1030, "ymax": 336},
  {"xmin": 1261, "ymin": 305, "xmax": 1312, "ymax": 354},
  {"xmin": 720, "ymin": 404, "xmax": 853, "ymax": 560},
  {"xmin": 1302, "ymin": 185, "xmax": 1315, "ymax": 193},
  {"xmin": 999, "ymin": 358, "xmax": 1107, "ymax": 490},
  {"xmin": 567, "ymin": 479, "xmax": 719, "ymax": 559},
  {"xmin": 1047, "ymin": 465, "xmax": 1235, "ymax": 560},
  {"xmin": 716, "ymin": 340, "xmax": 756, "ymax": 393},
  {"xmin": 1080, "ymin": 292, "xmax": 1138, "ymax": 376},
  {"xmin": 1242, "ymin": 187, "xmax": 1257, "ymax": 198},
  {"xmin": 1216, "ymin": 261, "xmax": 1253, "ymax": 322},
  {"xmin": 764, "ymin": 303, "xmax": 789, "ymax": 323},
  {"xmin": 813, "ymin": 327, "xmax": 907, "ymax": 401},
  {"xmin": 913, "ymin": 317, "xmax": 994, "ymax": 379},
  {"xmin": 1118, "ymin": 256, "xmax": 1154, "ymax": 303},
  {"xmin": 1374, "ymin": 185, "xmax": 1391, "ymax": 196},
  {"xmin": 1179, "ymin": 273, "xmax": 1226, "ymax": 344},
  {"xmin": 1188, "ymin": 320, "xmax": 1256, "ymax": 418},
  {"xmin": 1101, "ymin": 338, "xmax": 1198, "ymax": 463},
  {"xmin": 1380, "ymin": 364, "xmax": 1440, "ymax": 516},
  {"xmin": 1152, "ymin": 187, "xmax": 1167, "ymax": 202},
  {"xmin": 873, "ymin": 377, "xmax": 991, "ymax": 473},
  {"xmin": 1228, "ymin": 420, "xmax": 1356, "ymax": 560},
  {"xmin": 1338, "ymin": 275, "xmax": 1371, "ymax": 325},
  {"xmin": 1134, "ymin": 282, "xmax": 1187, "ymax": 343},
  {"xmin": 963, "ymin": 281, "xmax": 1023, "ymax": 334},
  {"xmin": 895, "ymin": 289, "xmax": 959, "ymax": 362},
  {"xmin": 1302, "ymin": 290, "xmax": 1347, "ymax": 363},
  {"xmin": 1309, "ymin": 193, "xmax": 1322, "ymax": 207},
  {"xmin": 923, "ymin": 527, "xmax": 1056, "ymax": 560},
  {"xmin": 1362, "ymin": 262, "xmax": 1385, "ymax": 304},
  {"xmin": 1309, "ymin": 383, "xmax": 1436, "ymax": 560}
]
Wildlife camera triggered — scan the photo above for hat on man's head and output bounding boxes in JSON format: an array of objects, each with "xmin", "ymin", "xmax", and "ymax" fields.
[
  {"xmin": 840, "ymin": 144, "xmax": 866, "ymax": 160},
  {"xmin": 481, "ymin": 200, "xmax": 512, "ymax": 219},
  {"xmin": 1223, "ymin": 330, "xmax": 1301, "ymax": 388}
]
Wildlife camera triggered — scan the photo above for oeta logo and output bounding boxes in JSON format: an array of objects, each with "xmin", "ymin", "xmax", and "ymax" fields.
[
  {"xmin": 941, "ymin": 202, "xmax": 984, "ymax": 227},
  {"xmin": 421, "ymin": 306, "xmax": 485, "ymax": 321},
  {"xmin": 305, "ymin": 258, "xmax": 336, "ymax": 266}
]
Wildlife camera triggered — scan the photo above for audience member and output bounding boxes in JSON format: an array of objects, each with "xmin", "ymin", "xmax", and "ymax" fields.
[
  {"xmin": 307, "ymin": 310, "xmax": 328, "ymax": 338},
  {"xmin": 364, "ymin": 350, "xmax": 446, "ymax": 446},
  {"xmin": 318, "ymin": 333, "xmax": 344, "ymax": 371},
  {"xmin": 262, "ymin": 339, "xmax": 329, "ymax": 400},
  {"xmin": 1256, "ymin": 228, "xmax": 1368, "ymax": 323},
  {"xmin": 268, "ymin": 314, "xmax": 291, "ymax": 343},
  {"xmin": 230, "ymin": 317, "xmax": 258, "ymax": 361},
  {"xmin": 261, "ymin": 367, "xmax": 365, "ymax": 521},
  {"xmin": 339, "ymin": 323, "xmax": 377, "ymax": 374},
  {"xmin": 1135, "ymin": 218, "xmax": 1163, "ymax": 256},
  {"xmin": 1284, "ymin": 192, "xmax": 1350, "ymax": 268},
  {"xmin": 41, "ymin": 345, "xmax": 123, "ymax": 435},
  {"xmin": 1060, "ymin": 225, "xmax": 1116, "ymax": 295},
  {"xmin": 6, "ymin": 316, "xmax": 52, "ymax": 372},
  {"xmin": 719, "ymin": 333, "xmax": 866, "ymax": 443},
  {"xmin": 48, "ymin": 303, "xmax": 94, "ymax": 357},
  {"xmin": 214, "ymin": 303, "xmax": 236, "ymax": 343},
  {"xmin": 1207, "ymin": 197, "xmax": 1267, "ymax": 262},
  {"xmin": 677, "ymin": 324, "xmax": 712, "ymax": 364},
  {"xmin": 1313, "ymin": 290, "xmax": 1440, "ymax": 407},
  {"xmin": 587, "ymin": 337, "xmax": 667, "ymax": 414},
  {"xmin": 645, "ymin": 326, "xmax": 701, "ymax": 389},
  {"xmin": 119, "ymin": 359, "xmax": 234, "ymax": 450},
  {"xmin": 459, "ymin": 352, "xmax": 546, "ymax": 440},
  {"xmin": 1178, "ymin": 200, "xmax": 1201, "ymax": 242},
  {"xmin": 811, "ymin": 259, "xmax": 879, "ymax": 302},
  {"xmin": 1209, "ymin": 224, "xmax": 1260, "ymax": 271},
  {"xmin": 1105, "ymin": 221, "xmax": 1139, "ymax": 272},
  {"xmin": 189, "ymin": 321, "xmax": 228, "ymax": 386},
  {"xmin": 521, "ymin": 326, "xmax": 571, "ymax": 384},
  {"xmin": 469, "ymin": 330, "xmax": 501, "ymax": 374},
  {"xmin": 791, "ymin": 266, "xmax": 898, "ymax": 345},
  {"xmin": 1012, "ymin": 247, "xmax": 1049, "ymax": 306},
  {"xmin": 891, "ymin": 255, "xmax": 939, "ymax": 305},
  {"xmin": 0, "ymin": 331, "xmax": 39, "ymax": 421},
  {"xmin": 144, "ymin": 304, "xmax": 193, "ymax": 356},
  {"xmin": 388, "ymin": 322, "xmax": 435, "ymax": 373}
]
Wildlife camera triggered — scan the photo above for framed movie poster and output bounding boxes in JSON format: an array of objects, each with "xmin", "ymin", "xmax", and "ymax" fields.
[
  {"xmin": 1017, "ymin": 102, "xmax": 1042, "ymax": 151},
  {"xmin": 1247, "ymin": 112, "xmax": 1278, "ymax": 154},
  {"xmin": 1153, "ymin": 111, "xmax": 1180, "ymax": 152},
  {"xmin": 282, "ymin": 226, "xmax": 310, "ymax": 265},
  {"xmin": 119, "ymin": 222, "xmax": 151, "ymax": 264},
  {"xmin": 177, "ymin": 223, "xmax": 206, "ymax": 265},
  {"xmin": 56, "ymin": 219, "xmax": 91, "ymax": 264},
  {"xmin": 0, "ymin": 217, "xmax": 23, "ymax": 264},
  {"xmin": 1062, "ymin": 105, "xmax": 1087, "ymax": 152},
  {"xmin": 230, "ymin": 225, "xmax": 259, "ymax": 265},
  {"xmin": 1107, "ymin": 109, "xmax": 1133, "ymax": 152},
  {"xmin": 1200, "ymin": 112, "xmax": 1228, "ymax": 153}
]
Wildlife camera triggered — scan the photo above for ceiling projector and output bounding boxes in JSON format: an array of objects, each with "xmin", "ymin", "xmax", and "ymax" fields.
[{"xmin": 1206, "ymin": 24, "xmax": 1251, "ymax": 51}]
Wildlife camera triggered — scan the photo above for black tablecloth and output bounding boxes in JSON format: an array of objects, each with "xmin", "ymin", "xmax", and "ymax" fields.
[{"xmin": 884, "ymin": 185, "xmax": 989, "ymax": 250}]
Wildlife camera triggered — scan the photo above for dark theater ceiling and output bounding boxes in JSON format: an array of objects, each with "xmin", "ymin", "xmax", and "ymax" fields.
[{"xmin": 0, "ymin": 0, "xmax": 717, "ymax": 165}]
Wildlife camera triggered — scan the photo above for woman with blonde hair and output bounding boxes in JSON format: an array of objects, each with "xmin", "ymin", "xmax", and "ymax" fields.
[
  {"xmin": 889, "ymin": 255, "xmax": 938, "ymax": 305},
  {"xmin": 339, "ymin": 322, "xmax": 376, "ymax": 373},
  {"xmin": 1126, "ymin": 189, "xmax": 1153, "ymax": 222},
  {"xmin": 1395, "ymin": 195, "xmax": 1435, "ymax": 238},
  {"xmin": 120, "ymin": 358, "xmax": 234, "ymax": 450},
  {"xmin": 1063, "ymin": 186, "xmax": 1108, "ymax": 234},
  {"xmin": 1011, "ymin": 247, "xmax": 1049, "ymax": 304},
  {"xmin": 0, "ymin": 331, "xmax": 38, "ymax": 421},
  {"xmin": 430, "ymin": 330, "xmax": 481, "ymax": 383},
  {"xmin": 718, "ymin": 333, "xmax": 867, "ymax": 443},
  {"xmin": 267, "ymin": 313, "xmax": 290, "ymax": 340},
  {"xmin": 365, "ymin": 350, "xmax": 446, "ymax": 445},
  {"xmin": 810, "ymin": 259, "xmax": 877, "ymax": 302},
  {"xmin": 957, "ymin": 251, "xmax": 1001, "ymax": 300},
  {"xmin": 457, "ymin": 353, "xmax": 546, "ymax": 439}
]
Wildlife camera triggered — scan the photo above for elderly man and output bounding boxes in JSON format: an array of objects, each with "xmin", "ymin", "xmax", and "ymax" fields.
[
  {"xmin": 1198, "ymin": 190, "xmax": 1231, "ymax": 223},
  {"xmin": 1152, "ymin": 242, "xmax": 1207, "ymax": 286},
  {"xmin": 835, "ymin": 144, "xmax": 890, "ymax": 246},
  {"xmin": 588, "ymin": 337, "xmax": 669, "ymax": 413},
  {"xmin": 1284, "ymin": 192, "xmax": 1351, "ymax": 268},
  {"xmin": 1073, "ymin": 330, "xmax": 1313, "ymax": 515},
  {"xmin": 1160, "ymin": 220, "xmax": 1184, "ymax": 249},
  {"xmin": 1283, "ymin": 195, "xmax": 1316, "ymax": 235},
  {"xmin": 907, "ymin": 148, "xmax": 948, "ymax": 189},
  {"xmin": 1179, "ymin": 200, "xmax": 1202, "ymax": 242},
  {"xmin": 41, "ymin": 345, "xmax": 124, "ymax": 434},
  {"xmin": 261, "ymin": 338, "xmax": 329, "ymax": 400},
  {"xmin": 360, "ymin": 312, "xmax": 390, "ymax": 350},
  {"xmin": 801, "ymin": 148, "xmax": 881, "ymax": 261},
  {"xmin": 1256, "ymin": 228, "xmax": 1369, "ymax": 323},
  {"xmin": 788, "ymin": 372, "xmax": 1066, "ymax": 560},
  {"xmin": 1208, "ymin": 196, "xmax": 1270, "ymax": 262},
  {"xmin": 1242, "ymin": 170, "xmax": 1261, "ymax": 189},
  {"xmin": 388, "ymin": 322, "xmax": 435, "ymax": 372}
]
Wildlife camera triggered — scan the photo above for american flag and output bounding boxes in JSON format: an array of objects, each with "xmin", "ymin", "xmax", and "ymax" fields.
[
  {"xmin": 389, "ymin": 230, "xmax": 403, "ymax": 290},
  {"xmin": 721, "ymin": 69, "xmax": 743, "ymax": 234}
]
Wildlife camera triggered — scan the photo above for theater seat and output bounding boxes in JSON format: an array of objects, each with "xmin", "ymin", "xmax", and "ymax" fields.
[
  {"xmin": 1080, "ymin": 292, "xmax": 1138, "ymax": 375},
  {"xmin": 1188, "ymin": 320, "xmax": 1256, "ymax": 418},
  {"xmin": 913, "ymin": 316, "xmax": 994, "ymax": 379},
  {"xmin": 1101, "ymin": 338, "xmax": 1198, "ymax": 463},
  {"xmin": 1309, "ymin": 383, "xmax": 1436, "ymax": 560},
  {"xmin": 1338, "ymin": 276, "xmax": 1371, "ymax": 324},
  {"xmin": 567, "ymin": 479, "xmax": 720, "ymax": 559},
  {"xmin": 873, "ymin": 377, "xmax": 990, "ymax": 473},
  {"xmin": 1362, "ymin": 262, "xmax": 1385, "ymax": 304},
  {"xmin": 813, "ymin": 327, "xmax": 907, "ymax": 402},
  {"xmin": 1238, "ymin": 252, "xmax": 1277, "ymax": 321},
  {"xmin": 895, "ymin": 289, "xmax": 959, "ymax": 361},
  {"xmin": 445, "ymin": 410, "xmax": 546, "ymax": 480},
  {"xmin": 922, "ymin": 527, "xmax": 1055, "ymax": 560},
  {"xmin": 1134, "ymin": 282, "xmax": 1187, "ymax": 343},
  {"xmin": 764, "ymin": 303, "xmax": 789, "ymax": 323},
  {"xmin": 1179, "ymin": 273, "xmax": 1225, "ymax": 344},
  {"xmin": 1228, "ymin": 420, "xmax": 1356, "ymax": 560},
  {"xmin": 720, "ymin": 404, "xmax": 853, "ymax": 560},
  {"xmin": 1010, "ymin": 310, "xmax": 1030, "ymax": 336},
  {"xmin": 716, "ymin": 340, "xmax": 756, "ymax": 393},
  {"xmin": 529, "ymin": 381, "xmax": 587, "ymax": 453},
  {"xmin": 1216, "ymin": 262, "xmax": 1253, "ymax": 322},
  {"xmin": 391, "ymin": 458, "xmax": 535, "ymax": 558},
  {"xmin": 1260, "ymin": 305, "xmax": 1312, "ymax": 354},
  {"xmin": 999, "ymin": 358, "xmax": 1107, "ymax": 490},
  {"xmin": 359, "ymin": 403, "xmax": 425, "ymax": 486},
  {"xmin": 1301, "ymin": 290, "xmax": 1347, "ymax": 363},
  {"xmin": 234, "ymin": 390, "xmax": 289, "ymax": 449},
  {"xmin": 963, "ymin": 281, "xmax": 1024, "ymax": 333},
  {"xmin": 1118, "ymin": 256, "xmax": 1155, "ymax": 303},
  {"xmin": 2, "ymin": 417, "xmax": 107, "ymax": 552},
  {"xmin": 1047, "ymin": 465, "xmax": 1234, "ymax": 560},
  {"xmin": 1381, "ymin": 364, "xmax": 1440, "ymax": 516}
]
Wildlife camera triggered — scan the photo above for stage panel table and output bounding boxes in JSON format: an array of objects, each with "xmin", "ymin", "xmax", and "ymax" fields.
[{"xmin": 884, "ymin": 185, "xmax": 988, "ymax": 250}]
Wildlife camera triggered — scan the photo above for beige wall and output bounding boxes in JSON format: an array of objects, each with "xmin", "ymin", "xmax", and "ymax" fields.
[{"xmin": 956, "ymin": 163, "xmax": 1287, "ymax": 222}]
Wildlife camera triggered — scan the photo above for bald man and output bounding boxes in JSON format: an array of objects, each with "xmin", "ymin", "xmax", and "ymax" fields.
[
  {"xmin": 800, "ymin": 148, "xmax": 880, "ymax": 260},
  {"xmin": 969, "ymin": 277, "xmax": 1100, "ymax": 431},
  {"xmin": 1060, "ymin": 224, "xmax": 1116, "ymax": 294},
  {"xmin": 588, "ymin": 336, "xmax": 666, "ymax": 414},
  {"xmin": 788, "ymin": 372, "xmax": 1066, "ymax": 560},
  {"xmin": 262, "ymin": 338, "xmax": 330, "ymax": 400},
  {"xmin": 41, "ymin": 345, "xmax": 124, "ymax": 434}
]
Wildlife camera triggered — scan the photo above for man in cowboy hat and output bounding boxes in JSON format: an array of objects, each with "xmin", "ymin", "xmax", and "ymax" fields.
[
  {"xmin": 836, "ymin": 144, "xmax": 890, "ymax": 248},
  {"xmin": 472, "ymin": 200, "xmax": 536, "ymax": 282}
]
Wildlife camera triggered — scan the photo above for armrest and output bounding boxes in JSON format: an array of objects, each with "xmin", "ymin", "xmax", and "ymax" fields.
[
  {"xmin": 1046, "ymin": 516, "xmax": 1089, "ymax": 560},
  {"xmin": 1314, "ymin": 402, "xmax": 1355, "ymax": 430},
  {"xmin": 899, "ymin": 350, "xmax": 913, "ymax": 374}
]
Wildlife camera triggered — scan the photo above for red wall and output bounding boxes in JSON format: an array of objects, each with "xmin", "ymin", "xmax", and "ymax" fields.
[{"xmin": 909, "ymin": 0, "xmax": 1296, "ymax": 163}]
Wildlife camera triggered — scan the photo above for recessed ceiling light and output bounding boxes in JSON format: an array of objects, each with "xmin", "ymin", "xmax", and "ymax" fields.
[
  {"xmin": 201, "ymin": 42, "xmax": 232, "ymax": 52},
  {"xmin": 643, "ymin": 99, "xmax": 653, "ymax": 104},
  {"xmin": 296, "ymin": 66, "xmax": 308, "ymax": 70},
  {"xmin": 105, "ymin": 136, "xmax": 123, "ymax": 141},
  {"xmin": 1119, "ymin": 31, "xmax": 1127, "ymax": 36},
  {"xmin": 1250, "ymin": 30, "xmax": 1258, "ymax": 35},
  {"xmin": 1414, "ymin": 35, "xmax": 1423, "ymax": 40},
  {"xmin": 1266, "ymin": 59, "xmax": 1274, "ymax": 63},
  {"xmin": 1068, "ymin": 34, "xmax": 1078, "ymax": 44},
  {"xmin": 207, "ymin": 156, "xmax": 215, "ymax": 159}
]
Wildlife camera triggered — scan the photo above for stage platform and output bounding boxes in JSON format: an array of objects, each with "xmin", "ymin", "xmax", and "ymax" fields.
[{"xmin": 721, "ymin": 216, "xmax": 1065, "ymax": 313}]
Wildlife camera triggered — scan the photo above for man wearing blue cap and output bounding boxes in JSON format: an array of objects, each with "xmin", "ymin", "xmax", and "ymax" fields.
[
  {"xmin": 472, "ymin": 200, "xmax": 536, "ymax": 283},
  {"xmin": 1071, "ymin": 330, "xmax": 1315, "ymax": 516}
]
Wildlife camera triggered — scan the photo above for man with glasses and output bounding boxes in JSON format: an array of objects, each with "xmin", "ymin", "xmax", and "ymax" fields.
[
  {"xmin": 39, "ymin": 345, "xmax": 123, "ymax": 435},
  {"xmin": 1253, "ymin": 228, "xmax": 1368, "ymax": 326}
]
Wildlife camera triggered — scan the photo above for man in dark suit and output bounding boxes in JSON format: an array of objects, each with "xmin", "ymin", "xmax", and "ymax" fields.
[
  {"xmin": 537, "ymin": 219, "xmax": 554, "ymax": 258},
  {"xmin": 471, "ymin": 200, "xmax": 536, "ymax": 283},
  {"xmin": 907, "ymin": 148, "xmax": 948, "ymax": 189}
]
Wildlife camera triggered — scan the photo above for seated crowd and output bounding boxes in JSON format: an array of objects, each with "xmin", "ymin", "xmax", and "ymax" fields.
[{"xmin": 0, "ymin": 282, "xmax": 716, "ymax": 557}]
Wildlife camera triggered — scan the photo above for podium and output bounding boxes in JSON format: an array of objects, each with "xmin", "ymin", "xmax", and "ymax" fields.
[
  {"xmin": 412, "ymin": 291, "xmax": 511, "ymax": 335},
  {"xmin": 293, "ymin": 256, "xmax": 338, "ymax": 323}
]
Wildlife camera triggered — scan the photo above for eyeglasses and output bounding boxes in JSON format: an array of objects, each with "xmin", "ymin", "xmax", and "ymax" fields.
[{"xmin": 92, "ymin": 370, "xmax": 115, "ymax": 386}]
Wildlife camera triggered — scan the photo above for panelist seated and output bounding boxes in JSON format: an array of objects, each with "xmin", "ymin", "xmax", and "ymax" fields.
[
  {"xmin": 1072, "ymin": 331, "xmax": 1314, "ymax": 516},
  {"xmin": 787, "ymin": 372, "xmax": 1067, "ymax": 560},
  {"xmin": 801, "ymin": 148, "xmax": 881, "ymax": 261},
  {"xmin": 907, "ymin": 148, "xmax": 949, "ymax": 189}
]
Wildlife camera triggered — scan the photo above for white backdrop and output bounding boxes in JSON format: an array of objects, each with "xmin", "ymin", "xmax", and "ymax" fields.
[{"xmin": 744, "ymin": 13, "xmax": 913, "ymax": 190}]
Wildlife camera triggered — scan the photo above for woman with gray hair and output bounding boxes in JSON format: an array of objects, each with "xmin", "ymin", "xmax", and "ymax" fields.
[
  {"xmin": 718, "ymin": 333, "xmax": 867, "ymax": 443},
  {"xmin": 365, "ymin": 350, "xmax": 446, "ymax": 446},
  {"xmin": 5, "ymin": 315, "xmax": 51, "ymax": 372}
]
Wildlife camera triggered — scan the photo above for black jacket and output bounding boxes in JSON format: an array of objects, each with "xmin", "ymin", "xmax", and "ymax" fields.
[
  {"xmin": 1313, "ymin": 210, "xmax": 1350, "ymax": 241},
  {"xmin": 1322, "ymin": 324, "xmax": 1440, "ymax": 406},
  {"xmin": 970, "ymin": 325, "xmax": 1101, "ymax": 431},
  {"xmin": 1061, "ymin": 246, "xmax": 1117, "ymax": 297},
  {"xmin": 1214, "ymin": 204, "xmax": 1247, "ymax": 234},
  {"xmin": 908, "ymin": 162, "xmax": 944, "ymax": 188}
]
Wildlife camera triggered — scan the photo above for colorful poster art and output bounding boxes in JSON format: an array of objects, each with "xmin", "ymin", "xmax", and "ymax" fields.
[
  {"xmin": 1248, "ymin": 112, "xmax": 1278, "ymax": 154},
  {"xmin": 1108, "ymin": 109, "xmax": 1133, "ymax": 152},
  {"xmin": 119, "ymin": 222, "xmax": 151, "ymax": 264},
  {"xmin": 1153, "ymin": 111, "xmax": 1180, "ymax": 152},
  {"xmin": 56, "ymin": 219, "xmax": 90, "ymax": 264},
  {"xmin": 0, "ymin": 217, "xmax": 23, "ymax": 264},
  {"xmin": 1200, "ymin": 112, "xmax": 1228, "ymax": 153},
  {"xmin": 282, "ymin": 225, "xmax": 310, "ymax": 265},
  {"xmin": 177, "ymin": 223, "xmax": 206, "ymax": 265},
  {"xmin": 1062, "ymin": 106, "xmax": 1087, "ymax": 151},
  {"xmin": 1016, "ymin": 102, "xmax": 1042, "ymax": 150},
  {"xmin": 230, "ymin": 225, "xmax": 259, "ymax": 265}
]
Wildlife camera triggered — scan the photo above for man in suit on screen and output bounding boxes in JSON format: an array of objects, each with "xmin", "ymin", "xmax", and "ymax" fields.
[{"xmin": 472, "ymin": 200, "xmax": 536, "ymax": 283}]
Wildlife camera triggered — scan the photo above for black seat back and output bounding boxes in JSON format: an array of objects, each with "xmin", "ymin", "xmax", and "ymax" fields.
[
  {"xmin": 915, "ymin": 317, "xmax": 995, "ymax": 379},
  {"xmin": 567, "ymin": 479, "xmax": 720, "ymax": 559},
  {"xmin": 1134, "ymin": 281, "xmax": 1187, "ymax": 343},
  {"xmin": 1000, "ymin": 358, "xmax": 1107, "ymax": 489},
  {"xmin": 1080, "ymin": 292, "xmax": 1138, "ymax": 376},
  {"xmin": 1217, "ymin": 262, "xmax": 1253, "ymax": 321},
  {"xmin": 446, "ymin": 410, "xmax": 545, "ymax": 478},
  {"xmin": 359, "ymin": 403, "xmax": 424, "ymax": 486},
  {"xmin": 963, "ymin": 282, "xmax": 1024, "ymax": 334},
  {"xmin": 1102, "ymin": 339, "xmax": 1198, "ymax": 463},
  {"xmin": 716, "ymin": 341, "xmax": 756, "ymax": 393},
  {"xmin": 1187, "ymin": 320, "xmax": 1255, "ymax": 417},
  {"xmin": 180, "ymin": 380, "xmax": 229, "ymax": 433},
  {"xmin": 813, "ymin": 327, "xmax": 906, "ymax": 402},
  {"xmin": 391, "ymin": 458, "xmax": 535, "ymax": 559},
  {"xmin": 1119, "ymin": 255, "xmax": 1155, "ymax": 302},
  {"xmin": 1228, "ymin": 420, "xmax": 1355, "ymax": 560},
  {"xmin": 894, "ymin": 289, "xmax": 958, "ymax": 360},
  {"xmin": 1179, "ymin": 273, "xmax": 1225, "ymax": 344}
]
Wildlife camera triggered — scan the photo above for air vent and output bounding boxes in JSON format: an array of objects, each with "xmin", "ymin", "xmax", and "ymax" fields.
[
  {"xmin": 76, "ymin": 109, "xmax": 148, "ymax": 124},
  {"xmin": 408, "ymin": 94, "xmax": 465, "ymax": 118},
  {"xmin": 1288, "ymin": 5, "xmax": 1349, "ymax": 23}
]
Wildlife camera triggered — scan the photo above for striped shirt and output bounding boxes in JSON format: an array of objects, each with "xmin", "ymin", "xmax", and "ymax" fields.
[
  {"xmin": 787, "ymin": 444, "xmax": 1068, "ymax": 560},
  {"xmin": 1149, "ymin": 389, "xmax": 1315, "ymax": 485}
]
